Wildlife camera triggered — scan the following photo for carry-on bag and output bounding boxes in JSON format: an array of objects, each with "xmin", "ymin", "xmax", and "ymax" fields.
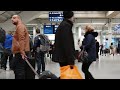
[
  {"xmin": 24, "ymin": 57, "xmax": 58, "ymax": 79},
  {"xmin": 25, "ymin": 57, "xmax": 35, "ymax": 79},
  {"xmin": 60, "ymin": 65, "xmax": 83, "ymax": 79}
]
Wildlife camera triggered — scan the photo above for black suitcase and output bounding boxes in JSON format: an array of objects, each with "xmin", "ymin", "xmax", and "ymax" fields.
[
  {"xmin": 25, "ymin": 57, "xmax": 58, "ymax": 79},
  {"xmin": 25, "ymin": 57, "xmax": 35, "ymax": 79},
  {"xmin": 11, "ymin": 56, "xmax": 36, "ymax": 79}
]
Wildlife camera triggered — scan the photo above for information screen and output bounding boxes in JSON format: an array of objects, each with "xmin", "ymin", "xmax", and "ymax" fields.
[
  {"xmin": 114, "ymin": 24, "xmax": 120, "ymax": 31},
  {"xmin": 53, "ymin": 25, "xmax": 59, "ymax": 34},
  {"xmin": 44, "ymin": 25, "xmax": 53, "ymax": 34},
  {"xmin": 49, "ymin": 12, "xmax": 63, "ymax": 22}
]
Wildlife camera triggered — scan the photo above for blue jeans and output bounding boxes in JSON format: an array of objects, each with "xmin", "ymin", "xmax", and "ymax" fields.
[{"xmin": 35, "ymin": 51, "xmax": 45, "ymax": 74}]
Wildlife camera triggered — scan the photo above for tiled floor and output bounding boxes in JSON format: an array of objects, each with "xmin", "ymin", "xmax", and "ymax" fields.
[{"xmin": 0, "ymin": 54, "xmax": 120, "ymax": 79}]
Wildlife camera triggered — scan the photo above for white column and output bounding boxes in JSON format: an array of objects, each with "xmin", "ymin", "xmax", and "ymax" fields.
[
  {"xmin": 108, "ymin": 19, "xmax": 112, "ymax": 46},
  {"xmin": 72, "ymin": 25, "xmax": 77, "ymax": 50},
  {"xmin": 33, "ymin": 26, "xmax": 36, "ymax": 43},
  {"xmin": 100, "ymin": 31, "xmax": 102, "ymax": 45},
  {"xmin": 78, "ymin": 26, "xmax": 82, "ymax": 39}
]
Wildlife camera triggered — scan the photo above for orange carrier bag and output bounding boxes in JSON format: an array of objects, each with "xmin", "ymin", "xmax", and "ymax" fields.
[{"xmin": 60, "ymin": 65, "xmax": 83, "ymax": 79}]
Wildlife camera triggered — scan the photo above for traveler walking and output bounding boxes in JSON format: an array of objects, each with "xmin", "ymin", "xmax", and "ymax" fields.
[
  {"xmin": 96, "ymin": 40, "xmax": 99, "ymax": 60},
  {"xmin": 1, "ymin": 31, "xmax": 13, "ymax": 70},
  {"xmin": 81, "ymin": 25, "xmax": 98, "ymax": 79},
  {"xmin": 33, "ymin": 28, "xmax": 46, "ymax": 75},
  {"xmin": 52, "ymin": 11, "xmax": 76, "ymax": 72}
]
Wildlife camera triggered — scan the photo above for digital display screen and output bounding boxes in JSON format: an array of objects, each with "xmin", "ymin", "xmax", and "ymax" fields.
[
  {"xmin": 114, "ymin": 24, "xmax": 120, "ymax": 31},
  {"xmin": 49, "ymin": 12, "xmax": 63, "ymax": 22},
  {"xmin": 53, "ymin": 25, "xmax": 59, "ymax": 34},
  {"xmin": 44, "ymin": 25, "xmax": 53, "ymax": 34}
]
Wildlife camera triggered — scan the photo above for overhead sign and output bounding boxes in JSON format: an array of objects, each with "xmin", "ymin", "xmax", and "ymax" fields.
[
  {"xmin": 44, "ymin": 25, "xmax": 53, "ymax": 34},
  {"xmin": 114, "ymin": 24, "xmax": 120, "ymax": 31},
  {"xmin": 53, "ymin": 25, "xmax": 59, "ymax": 34},
  {"xmin": 49, "ymin": 12, "xmax": 63, "ymax": 22}
]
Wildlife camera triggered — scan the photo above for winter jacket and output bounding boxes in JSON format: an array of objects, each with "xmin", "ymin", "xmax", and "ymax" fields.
[
  {"xmin": 52, "ymin": 19, "xmax": 76, "ymax": 65},
  {"xmin": 82, "ymin": 31, "xmax": 98, "ymax": 61}
]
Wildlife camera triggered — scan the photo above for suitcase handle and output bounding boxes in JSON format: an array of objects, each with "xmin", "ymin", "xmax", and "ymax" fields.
[
  {"xmin": 25, "ymin": 57, "xmax": 58, "ymax": 79},
  {"xmin": 24, "ymin": 57, "xmax": 40, "ymax": 79}
]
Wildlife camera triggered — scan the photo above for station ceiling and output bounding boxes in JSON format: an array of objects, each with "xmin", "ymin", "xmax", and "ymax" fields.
[
  {"xmin": 0, "ymin": 11, "xmax": 120, "ymax": 31},
  {"xmin": 0, "ymin": 11, "xmax": 22, "ymax": 23}
]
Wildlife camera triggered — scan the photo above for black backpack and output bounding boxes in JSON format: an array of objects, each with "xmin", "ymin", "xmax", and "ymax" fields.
[{"xmin": 0, "ymin": 27, "xmax": 6, "ymax": 43}]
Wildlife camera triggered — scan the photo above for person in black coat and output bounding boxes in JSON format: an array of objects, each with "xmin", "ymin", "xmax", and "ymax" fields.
[
  {"xmin": 96, "ymin": 39, "xmax": 99, "ymax": 60},
  {"xmin": 52, "ymin": 11, "xmax": 76, "ymax": 68},
  {"xmin": 118, "ymin": 41, "xmax": 120, "ymax": 54},
  {"xmin": 81, "ymin": 25, "xmax": 98, "ymax": 79}
]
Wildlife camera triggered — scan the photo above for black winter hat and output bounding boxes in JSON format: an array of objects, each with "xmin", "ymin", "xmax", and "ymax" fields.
[{"xmin": 63, "ymin": 11, "xmax": 74, "ymax": 19}]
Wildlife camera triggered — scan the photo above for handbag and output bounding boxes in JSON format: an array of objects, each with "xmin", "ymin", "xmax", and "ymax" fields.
[
  {"xmin": 60, "ymin": 65, "xmax": 83, "ymax": 79},
  {"xmin": 77, "ymin": 46, "xmax": 88, "ymax": 63}
]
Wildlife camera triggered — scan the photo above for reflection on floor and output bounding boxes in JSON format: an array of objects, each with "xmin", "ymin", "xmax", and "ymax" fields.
[{"xmin": 0, "ymin": 54, "xmax": 120, "ymax": 79}]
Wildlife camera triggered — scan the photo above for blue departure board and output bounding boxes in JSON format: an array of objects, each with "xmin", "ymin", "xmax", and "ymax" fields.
[
  {"xmin": 44, "ymin": 25, "xmax": 53, "ymax": 34},
  {"xmin": 49, "ymin": 12, "xmax": 63, "ymax": 22}
]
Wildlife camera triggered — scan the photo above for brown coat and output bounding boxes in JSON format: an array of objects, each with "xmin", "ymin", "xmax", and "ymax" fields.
[{"xmin": 12, "ymin": 23, "xmax": 30, "ymax": 55}]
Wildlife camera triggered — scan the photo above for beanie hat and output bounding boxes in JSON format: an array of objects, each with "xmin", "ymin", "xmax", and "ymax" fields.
[{"xmin": 63, "ymin": 11, "xmax": 74, "ymax": 19}]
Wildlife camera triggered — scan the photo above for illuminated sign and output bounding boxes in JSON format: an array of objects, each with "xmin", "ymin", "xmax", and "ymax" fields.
[
  {"xmin": 49, "ymin": 12, "xmax": 63, "ymax": 22},
  {"xmin": 53, "ymin": 25, "xmax": 59, "ymax": 34},
  {"xmin": 44, "ymin": 25, "xmax": 53, "ymax": 34},
  {"xmin": 114, "ymin": 24, "xmax": 120, "ymax": 31}
]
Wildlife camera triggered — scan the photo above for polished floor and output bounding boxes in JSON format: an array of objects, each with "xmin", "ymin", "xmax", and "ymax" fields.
[{"xmin": 0, "ymin": 54, "xmax": 120, "ymax": 79}]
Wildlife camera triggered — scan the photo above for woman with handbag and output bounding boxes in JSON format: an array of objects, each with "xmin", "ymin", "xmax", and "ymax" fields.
[{"xmin": 81, "ymin": 25, "xmax": 98, "ymax": 79}]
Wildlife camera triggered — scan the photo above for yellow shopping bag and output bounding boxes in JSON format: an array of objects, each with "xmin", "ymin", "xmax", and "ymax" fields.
[{"xmin": 60, "ymin": 65, "xmax": 83, "ymax": 79}]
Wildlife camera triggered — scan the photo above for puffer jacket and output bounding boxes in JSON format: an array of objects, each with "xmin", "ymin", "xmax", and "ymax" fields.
[{"xmin": 82, "ymin": 31, "xmax": 98, "ymax": 61}]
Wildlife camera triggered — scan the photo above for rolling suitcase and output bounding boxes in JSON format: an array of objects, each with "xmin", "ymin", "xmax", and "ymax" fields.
[
  {"xmin": 25, "ymin": 57, "xmax": 58, "ymax": 79},
  {"xmin": 25, "ymin": 57, "xmax": 35, "ymax": 79}
]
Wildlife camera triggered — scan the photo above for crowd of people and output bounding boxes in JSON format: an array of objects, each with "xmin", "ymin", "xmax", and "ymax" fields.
[{"xmin": 0, "ymin": 11, "xmax": 119, "ymax": 79}]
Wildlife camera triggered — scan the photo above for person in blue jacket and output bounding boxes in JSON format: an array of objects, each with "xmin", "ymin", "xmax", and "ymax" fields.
[
  {"xmin": 81, "ymin": 25, "xmax": 98, "ymax": 79},
  {"xmin": 1, "ymin": 31, "xmax": 13, "ymax": 70}
]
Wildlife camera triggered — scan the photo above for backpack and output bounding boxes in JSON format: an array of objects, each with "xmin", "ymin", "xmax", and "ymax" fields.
[
  {"xmin": 0, "ymin": 27, "xmax": 6, "ymax": 43},
  {"xmin": 38, "ymin": 34, "xmax": 50, "ymax": 53}
]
